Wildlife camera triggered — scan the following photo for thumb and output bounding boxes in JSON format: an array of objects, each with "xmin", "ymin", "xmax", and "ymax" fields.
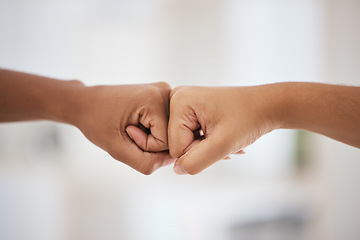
[
  {"xmin": 126, "ymin": 125, "xmax": 168, "ymax": 152},
  {"xmin": 173, "ymin": 128, "xmax": 233, "ymax": 175}
]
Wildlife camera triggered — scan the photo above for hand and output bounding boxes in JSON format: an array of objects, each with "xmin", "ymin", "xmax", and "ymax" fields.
[
  {"xmin": 168, "ymin": 85, "xmax": 278, "ymax": 175},
  {"xmin": 73, "ymin": 82, "xmax": 175, "ymax": 174}
]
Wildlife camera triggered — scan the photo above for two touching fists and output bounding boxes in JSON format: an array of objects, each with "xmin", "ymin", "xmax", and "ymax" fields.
[
  {"xmin": 74, "ymin": 81, "xmax": 360, "ymax": 175},
  {"xmin": 76, "ymin": 82, "xmax": 273, "ymax": 175},
  {"xmin": 2, "ymin": 69, "xmax": 359, "ymax": 175}
]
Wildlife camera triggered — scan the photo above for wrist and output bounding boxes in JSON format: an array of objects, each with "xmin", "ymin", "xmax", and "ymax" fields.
[
  {"xmin": 261, "ymin": 83, "xmax": 292, "ymax": 130},
  {"xmin": 244, "ymin": 83, "xmax": 288, "ymax": 131},
  {"xmin": 265, "ymin": 82, "xmax": 311, "ymax": 131},
  {"xmin": 44, "ymin": 80, "xmax": 87, "ymax": 126}
]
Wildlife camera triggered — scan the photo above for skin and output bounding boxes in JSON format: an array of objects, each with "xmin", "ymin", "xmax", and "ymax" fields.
[
  {"xmin": 0, "ymin": 68, "xmax": 175, "ymax": 175},
  {"xmin": 168, "ymin": 83, "xmax": 360, "ymax": 175},
  {"xmin": 1, "ymin": 68, "xmax": 359, "ymax": 176}
]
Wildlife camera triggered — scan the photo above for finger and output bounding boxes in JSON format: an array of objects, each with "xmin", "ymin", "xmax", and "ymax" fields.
[
  {"xmin": 151, "ymin": 81, "xmax": 171, "ymax": 93},
  {"xmin": 126, "ymin": 125, "xmax": 168, "ymax": 152},
  {"xmin": 168, "ymin": 103, "xmax": 200, "ymax": 158},
  {"xmin": 146, "ymin": 104, "xmax": 169, "ymax": 151},
  {"xmin": 151, "ymin": 82, "xmax": 171, "ymax": 114},
  {"xmin": 138, "ymin": 84, "xmax": 171, "ymax": 152},
  {"xmin": 131, "ymin": 150, "xmax": 173, "ymax": 175},
  {"xmin": 173, "ymin": 129, "xmax": 233, "ymax": 175},
  {"xmin": 234, "ymin": 150, "xmax": 245, "ymax": 154},
  {"xmin": 111, "ymin": 137, "xmax": 175, "ymax": 175},
  {"xmin": 169, "ymin": 86, "xmax": 186, "ymax": 100}
]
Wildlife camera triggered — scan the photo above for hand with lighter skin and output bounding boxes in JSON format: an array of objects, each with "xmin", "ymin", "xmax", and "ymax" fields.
[
  {"xmin": 0, "ymin": 69, "xmax": 175, "ymax": 174},
  {"xmin": 168, "ymin": 83, "xmax": 360, "ymax": 175},
  {"xmin": 2, "ymin": 68, "xmax": 360, "ymax": 176}
]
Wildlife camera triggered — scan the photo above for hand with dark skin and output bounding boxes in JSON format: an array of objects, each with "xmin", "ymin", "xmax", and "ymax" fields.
[
  {"xmin": 2, "ymin": 68, "xmax": 360, "ymax": 176},
  {"xmin": 0, "ymin": 68, "xmax": 175, "ymax": 174},
  {"xmin": 168, "ymin": 83, "xmax": 360, "ymax": 175}
]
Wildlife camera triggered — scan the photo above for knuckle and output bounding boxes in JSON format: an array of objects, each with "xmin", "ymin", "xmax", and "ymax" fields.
[
  {"xmin": 69, "ymin": 79, "xmax": 84, "ymax": 86},
  {"xmin": 140, "ymin": 167, "xmax": 153, "ymax": 175},
  {"xmin": 138, "ymin": 87, "xmax": 164, "ymax": 110},
  {"xmin": 146, "ymin": 86, "xmax": 164, "ymax": 103},
  {"xmin": 155, "ymin": 81, "xmax": 171, "ymax": 91},
  {"xmin": 170, "ymin": 86, "xmax": 184, "ymax": 100},
  {"xmin": 169, "ymin": 147, "xmax": 182, "ymax": 159},
  {"xmin": 170, "ymin": 86, "xmax": 195, "ymax": 105},
  {"xmin": 144, "ymin": 84, "xmax": 158, "ymax": 95},
  {"xmin": 154, "ymin": 141, "xmax": 169, "ymax": 152}
]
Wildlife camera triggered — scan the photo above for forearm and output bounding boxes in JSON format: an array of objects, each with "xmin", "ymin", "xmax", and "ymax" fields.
[
  {"xmin": 271, "ymin": 82, "xmax": 360, "ymax": 148},
  {"xmin": 0, "ymin": 68, "xmax": 85, "ymax": 124}
]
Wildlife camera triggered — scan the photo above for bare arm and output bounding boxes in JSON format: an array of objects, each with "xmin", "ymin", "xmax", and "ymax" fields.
[
  {"xmin": 275, "ymin": 82, "xmax": 360, "ymax": 149},
  {"xmin": 0, "ymin": 68, "xmax": 174, "ymax": 174},
  {"xmin": 0, "ymin": 68, "xmax": 83, "ymax": 123},
  {"xmin": 168, "ymin": 82, "xmax": 360, "ymax": 175}
]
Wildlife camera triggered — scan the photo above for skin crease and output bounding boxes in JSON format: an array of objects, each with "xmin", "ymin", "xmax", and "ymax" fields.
[
  {"xmin": 1, "ymin": 69, "xmax": 360, "ymax": 175},
  {"xmin": 0, "ymin": 69, "xmax": 174, "ymax": 175},
  {"xmin": 74, "ymin": 83, "xmax": 174, "ymax": 174},
  {"xmin": 168, "ymin": 86, "xmax": 277, "ymax": 175},
  {"xmin": 168, "ymin": 83, "xmax": 360, "ymax": 175}
]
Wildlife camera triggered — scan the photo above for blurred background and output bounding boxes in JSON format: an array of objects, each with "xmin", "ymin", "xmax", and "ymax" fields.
[{"xmin": 0, "ymin": 0, "xmax": 359, "ymax": 239}]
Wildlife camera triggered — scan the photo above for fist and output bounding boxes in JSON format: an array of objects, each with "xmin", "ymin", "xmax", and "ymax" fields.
[
  {"xmin": 168, "ymin": 86, "xmax": 277, "ymax": 175},
  {"xmin": 75, "ymin": 82, "xmax": 174, "ymax": 175}
]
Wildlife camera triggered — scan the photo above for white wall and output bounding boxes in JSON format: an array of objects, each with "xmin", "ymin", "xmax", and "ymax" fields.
[
  {"xmin": 312, "ymin": 0, "xmax": 360, "ymax": 239},
  {"xmin": 1, "ymin": 0, "xmax": 357, "ymax": 240}
]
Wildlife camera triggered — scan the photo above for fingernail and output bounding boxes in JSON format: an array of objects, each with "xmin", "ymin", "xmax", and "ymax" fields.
[
  {"xmin": 126, "ymin": 127, "xmax": 133, "ymax": 140},
  {"xmin": 162, "ymin": 156, "xmax": 176, "ymax": 167},
  {"xmin": 174, "ymin": 164, "xmax": 188, "ymax": 175}
]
